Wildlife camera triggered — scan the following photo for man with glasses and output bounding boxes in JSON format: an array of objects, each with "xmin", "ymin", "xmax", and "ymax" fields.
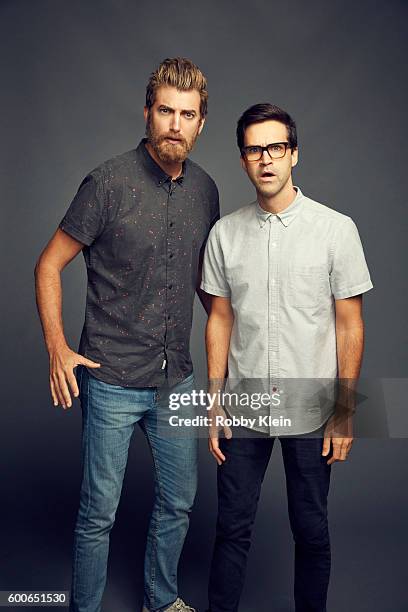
[{"xmin": 201, "ymin": 104, "xmax": 373, "ymax": 611}]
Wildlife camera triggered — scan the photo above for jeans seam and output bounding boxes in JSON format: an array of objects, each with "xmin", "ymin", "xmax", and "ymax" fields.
[
  {"xmin": 83, "ymin": 372, "xmax": 92, "ymax": 520},
  {"xmin": 72, "ymin": 370, "xmax": 91, "ymax": 601},
  {"xmin": 144, "ymin": 394, "xmax": 164, "ymax": 612}
]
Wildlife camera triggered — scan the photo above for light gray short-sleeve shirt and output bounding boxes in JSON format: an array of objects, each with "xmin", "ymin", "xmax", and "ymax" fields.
[{"xmin": 201, "ymin": 187, "xmax": 373, "ymax": 434}]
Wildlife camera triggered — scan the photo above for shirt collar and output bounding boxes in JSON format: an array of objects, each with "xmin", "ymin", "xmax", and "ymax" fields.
[
  {"xmin": 137, "ymin": 138, "xmax": 185, "ymax": 186},
  {"xmin": 255, "ymin": 186, "xmax": 304, "ymax": 228}
]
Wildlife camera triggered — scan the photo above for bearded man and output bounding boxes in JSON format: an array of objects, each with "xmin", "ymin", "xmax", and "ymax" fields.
[{"xmin": 35, "ymin": 57, "xmax": 219, "ymax": 612}]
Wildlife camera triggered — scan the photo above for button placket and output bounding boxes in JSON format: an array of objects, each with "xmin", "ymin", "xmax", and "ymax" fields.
[
  {"xmin": 268, "ymin": 216, "xmax": 281, "ymax": 435},
  {"xmin": 163, "ymin": 181, "xmax": 174, "ymax": 371},
  {"xmin": 165, "ymin": 180, "xmax": 179, "ymax": 369}
]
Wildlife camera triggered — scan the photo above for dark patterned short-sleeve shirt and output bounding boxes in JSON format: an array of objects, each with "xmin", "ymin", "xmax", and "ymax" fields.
[{"xmin": 60, "ymin": 139, "xmax": 219, "ymax": 387}]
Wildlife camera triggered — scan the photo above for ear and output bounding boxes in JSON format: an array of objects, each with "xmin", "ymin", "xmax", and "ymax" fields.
[
  {"xmin": 143, "ymin": 106, "xmax": 149, "ymax": 123},
  {"xmin": 291, "ymin": 147, "xmax": 299, "ymax": 168},
  {"xmin": 198, "ymin": 116, "xmax": 206, "ymax": 135}
]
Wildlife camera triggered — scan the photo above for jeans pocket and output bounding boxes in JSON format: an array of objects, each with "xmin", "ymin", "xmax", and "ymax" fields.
[{"xmin": 75, "ymin": 364, "xmax": 84, "ymax": 395}]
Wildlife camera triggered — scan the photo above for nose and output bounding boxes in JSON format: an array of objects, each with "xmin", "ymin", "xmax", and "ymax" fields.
[
  {"xmin": 260, "ymin": 149, "xmax": 273, "ymax": 165},
  {"xmin": 170, "ymin": 112, "xmax": 181, "ymax": 133}
]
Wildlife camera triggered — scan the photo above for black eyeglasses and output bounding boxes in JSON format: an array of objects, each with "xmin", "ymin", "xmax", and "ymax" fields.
[{"xmin": 241, "ymin": 142, "xmax": 292, "ymax": 162}]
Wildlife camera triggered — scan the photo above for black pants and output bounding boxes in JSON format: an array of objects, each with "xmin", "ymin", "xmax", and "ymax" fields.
[{"xmin": 208, "ymin": 429, "xmax": 332, "ymax": 612}]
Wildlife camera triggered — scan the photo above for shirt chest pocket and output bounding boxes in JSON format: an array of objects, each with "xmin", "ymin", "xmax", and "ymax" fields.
[{"xmin": 288, "ymin": 265, "xmax": 325, "ymax": 308}]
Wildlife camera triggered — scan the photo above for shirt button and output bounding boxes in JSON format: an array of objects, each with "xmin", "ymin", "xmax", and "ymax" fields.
[
  {"xmin": 169, "ymin": 222, "xmax": 174, "ymax": 227},
  {"xmin": 168, "ymin": 285, "xmax": 173, "ymax": 290},
  {"xmin": 169, "ymin": 253, "xmax": 174, "ymax": 259},
  {"xmin": 271, "ymin": 242, "xmax": 277, "ymax": 248},
  {"xmin": 271, "ymin": 278, "xmax": 276, "ymax": 285}
]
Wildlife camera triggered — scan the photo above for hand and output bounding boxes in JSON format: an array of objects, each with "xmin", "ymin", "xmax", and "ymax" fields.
[
  {"xmin": 322, "ymin": 412, "xmax": 353, "ymax": 465},
  {"xmin": 208, "ymin": 403, "xmax": 232, "ymax": 465},
  {"xmin": 49, "ymin": 345, "xmax": 100, "ymax": 409}
]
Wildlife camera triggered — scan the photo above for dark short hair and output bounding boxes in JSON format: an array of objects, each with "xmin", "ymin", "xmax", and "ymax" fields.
[{"xmin": 236, "ymin": 103, "xmax": 297, "ymax": 152}]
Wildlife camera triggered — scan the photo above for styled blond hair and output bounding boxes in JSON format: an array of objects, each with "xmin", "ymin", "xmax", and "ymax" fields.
[{"xmin": 145, "ymin": 57, "xmax": 208, "ymax": 118}]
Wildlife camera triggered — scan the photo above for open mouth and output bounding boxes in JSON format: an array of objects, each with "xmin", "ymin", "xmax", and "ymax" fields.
[{"xmin": 260, "ymin": 171, "xmax": 276, "ymax": 179}]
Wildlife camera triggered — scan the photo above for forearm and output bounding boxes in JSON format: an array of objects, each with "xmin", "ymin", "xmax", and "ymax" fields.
[
  {"xmin": 34, "ymin": 260, "xmax": 67, "ymax": 354},
  {"xmin": 206, "ymin": 312, "xmax": 233, "ymax": 391},
  {"xmin": 336, "ymin": 324, "xmax": 364, "ymax": 377},
  {"xmin": 335, "ymin": 320, "xmax": 364, "ymax": 411}
]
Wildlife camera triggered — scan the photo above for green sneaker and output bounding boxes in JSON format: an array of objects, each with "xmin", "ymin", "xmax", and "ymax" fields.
[{"xmin": 142, "ymin": 598, "xmax": 196, "ymax": 612}]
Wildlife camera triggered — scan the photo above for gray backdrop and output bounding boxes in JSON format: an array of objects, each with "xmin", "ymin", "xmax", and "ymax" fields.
[{"xmin": 1, "ymin": 0, "xmax": 407, "ymax": 610}]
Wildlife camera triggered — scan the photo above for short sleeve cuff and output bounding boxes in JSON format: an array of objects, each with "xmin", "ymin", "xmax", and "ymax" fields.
[
  {"xmin": 333, "ymin": 279, "xmax": 374, "ymax": 300},
  {"xmin": 59, "ymin": 220, "xmax": 94, "ymax": 246},
  {"xmin": 200, "ymin": 281, "xmax": 231, "ymax": 298}
]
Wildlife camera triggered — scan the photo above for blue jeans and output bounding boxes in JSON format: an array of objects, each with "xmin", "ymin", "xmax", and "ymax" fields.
[
  {"xmin": 208, "ymin": 427, "xmax": 331, "ymax": 612},
  {"xmin": 70, "ymin": 367, "xmax": 198, "ymax": 612}
]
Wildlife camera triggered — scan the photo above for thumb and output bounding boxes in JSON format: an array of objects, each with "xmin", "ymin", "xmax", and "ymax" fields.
[
  {"xmin": 79, "ymin": 356, "xmax": 101, "ymax": 368},
  {"xmin": 224, "ymin": 425, "xmax": 232, "ymax": 439},
  {"xmin": 322, "ymin": 436, "xmax": 331, "ymax": 456}
]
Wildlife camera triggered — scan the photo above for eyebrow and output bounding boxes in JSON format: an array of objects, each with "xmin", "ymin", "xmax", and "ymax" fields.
[
  {"xmin": 244, "ymin": 141, "xmax": 286, "ymax": 147},
  {"xmin": 158, "ymin": 104, "xmax": 197, "ymax": 115}
]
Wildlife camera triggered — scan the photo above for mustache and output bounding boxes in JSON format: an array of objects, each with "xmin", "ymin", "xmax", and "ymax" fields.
[{"xmin": 159, "ymin": 134, "xmax": 186, "ymax": 144}]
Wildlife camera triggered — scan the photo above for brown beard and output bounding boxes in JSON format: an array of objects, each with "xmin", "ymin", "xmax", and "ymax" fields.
[{"xmin": 146, "ymin": 113, "xmax": 199, "ymax": 163}]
